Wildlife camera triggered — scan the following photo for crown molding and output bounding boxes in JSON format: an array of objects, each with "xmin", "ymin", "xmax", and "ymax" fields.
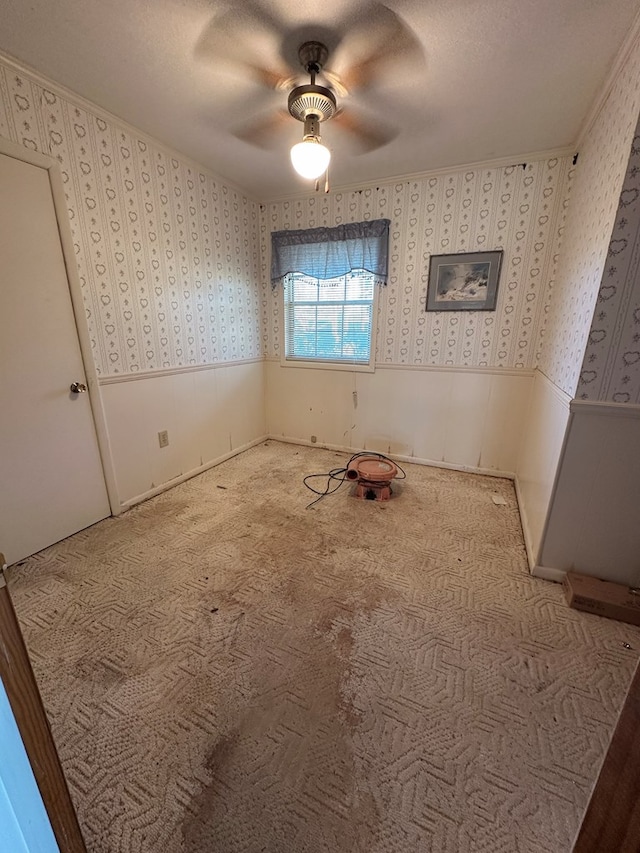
[
  {"xmin": 575, "ymin": 11, "xmax": 640, "ymax": 149},
  {"xmin": 262, "ymin": 146, "xmax": 576, "ymax": 205},
  {"xmin": 0, "ymin": 48, "xmax": 262, "ymax": 205}
]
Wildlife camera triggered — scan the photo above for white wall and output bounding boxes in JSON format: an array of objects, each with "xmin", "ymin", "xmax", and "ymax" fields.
[
  {"xmin": 101, "ymin": 360, "xmax": 265, "ymax": 506},
  {"xmin": 266, "ymin": 360, "xmax": 532, "ymax": 476},
  {"xmin": 538, "ymin": 401, "xmax": 640, "ymax": 586},
  {"xmin": 515, "ymin": 371, "xmax": 571, "ymax": 570}
]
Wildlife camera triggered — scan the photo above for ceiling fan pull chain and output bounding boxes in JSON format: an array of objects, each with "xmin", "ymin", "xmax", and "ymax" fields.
[{"xmin": 324, "ymin": 167, "xmax": 330, "ymax": 194}]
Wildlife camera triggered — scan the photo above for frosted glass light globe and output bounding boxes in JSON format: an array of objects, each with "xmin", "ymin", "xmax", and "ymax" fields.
[{"xmin": 290, "ymin": 139, "xmax": 331, "ymax": 180}]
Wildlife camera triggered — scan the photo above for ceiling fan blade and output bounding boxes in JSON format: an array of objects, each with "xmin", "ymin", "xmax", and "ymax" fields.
[
  {"xmin": 198, "ymin": 44, "xmax": 289, "ymax": 91},
  {"xmin": 233, "ymin": 109, "xmax": 292, "ymax": 150},
  {"xmin": 195, "ymin": 1, "xmax": 291, "ymax": 90},
  {"xmin": 332, "ymin": 108, "xmax": 397, "ymax": 154},
  {"xmin": 328, "ymin": 3, "xmax": 425, "ymax": 93}
]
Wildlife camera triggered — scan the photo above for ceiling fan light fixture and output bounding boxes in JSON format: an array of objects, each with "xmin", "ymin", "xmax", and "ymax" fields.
[
  {"xmin": 290, "ymin": 137, "xmax": 331, "ymax": 180},
  {"xmin": 286, "ymin": 43, "xmax": 336, "ymax": 182}
]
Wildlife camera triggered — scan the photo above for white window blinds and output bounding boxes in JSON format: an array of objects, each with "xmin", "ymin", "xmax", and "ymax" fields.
[{"xmin": 284, "ymin": 272, "xmax": 375, "ymax": 364}]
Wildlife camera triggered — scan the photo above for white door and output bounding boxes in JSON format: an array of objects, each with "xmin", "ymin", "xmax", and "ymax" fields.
[{"xmin": 0, "ymin": 151, "xmax": 110, "ymax": 564}]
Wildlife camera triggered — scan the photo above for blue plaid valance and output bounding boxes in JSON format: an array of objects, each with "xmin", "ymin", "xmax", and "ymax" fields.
[{"xmin": 271, "ymin": 219, "xmax": 390, "ymax": 288}]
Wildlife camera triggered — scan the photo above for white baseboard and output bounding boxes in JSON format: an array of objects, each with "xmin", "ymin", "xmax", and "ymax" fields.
[
  {"xmin": 119, "ymin": 432, "xmax": 515, "ymax": 511},
  {"xmin": 513, "ymin": 474, "xmax": 536, "ymax": 571},
  {"xmin": 530, "ymin": 565, "xmax": 567, "ymax": 583},
  {"xmin": 266, "ymin": 434, "xmax": 516, "ymax": 479},
  {"xmin": 121, "ymin": 435, "xmax": 566, "ymax": 586},
  {"xmin": 512, "ymin": 474, "xmax": 566, "ymax": 584},
  {"xmin": 120, "ymin": 436, "xmax": 268, "ymax": 510}
]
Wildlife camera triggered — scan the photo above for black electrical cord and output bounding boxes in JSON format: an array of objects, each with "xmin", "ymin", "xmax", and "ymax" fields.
[{"xmin": 303, "ymin": 451, "xmax": 406, "ymax": 509}]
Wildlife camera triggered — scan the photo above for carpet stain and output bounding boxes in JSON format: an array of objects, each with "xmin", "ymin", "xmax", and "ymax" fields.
[
  {"xmin": 181, "ymin": 542, "xmax": 386, "ymax": 852},
  {"xmin": 181, "ymin": 606, "xmax": 381, "ymax": 852}
]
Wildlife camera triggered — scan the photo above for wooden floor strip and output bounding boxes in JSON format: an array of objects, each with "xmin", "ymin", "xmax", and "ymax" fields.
[
  {"xmin": 573, "ymin": 660, "xmax": 640, "ymax": 852},
  {"xmin": 0, "ymin": 564, "xmax": 87, "ymax": 853}
]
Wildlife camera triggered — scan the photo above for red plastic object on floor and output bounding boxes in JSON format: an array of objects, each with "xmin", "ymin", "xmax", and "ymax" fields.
[{"xmin": 346, "ymin": 456, "xmax": 399, "ymax": 501}]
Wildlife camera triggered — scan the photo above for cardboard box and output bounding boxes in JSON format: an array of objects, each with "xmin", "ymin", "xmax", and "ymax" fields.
[{"xmin": 563, "ymin": 571, "xmax": 640, "ymax": 626}]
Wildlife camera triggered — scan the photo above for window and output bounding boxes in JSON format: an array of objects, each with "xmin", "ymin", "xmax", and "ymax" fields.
[
  {"xmin": 283, "ymin": 271, "xmax": 376, "ymax": 367},
  {"xmin": 271, "ymin": 218, "xmax": 389, "ymax": 370}
]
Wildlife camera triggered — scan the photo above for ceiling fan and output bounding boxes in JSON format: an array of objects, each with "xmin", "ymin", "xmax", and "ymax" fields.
[
  {"xmin": 287, "ymin": 41, "xmax": 340, "ymax": 181},
  {"xmin": 196, "ymin": 1, "xmax": 425, "ymax": 182}
]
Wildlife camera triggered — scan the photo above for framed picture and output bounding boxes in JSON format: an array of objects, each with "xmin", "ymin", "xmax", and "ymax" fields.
[{"xmin": 426, "ymin": 250, "xmax": 503, "ymax": 311}]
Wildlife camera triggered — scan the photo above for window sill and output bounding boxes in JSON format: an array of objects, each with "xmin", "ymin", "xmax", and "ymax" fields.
[{"xmin": 280, "ymin": 357, "xmax": 375, "ymax": 373}]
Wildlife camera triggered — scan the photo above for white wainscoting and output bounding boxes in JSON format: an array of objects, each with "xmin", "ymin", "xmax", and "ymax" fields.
[
  {"xmin": 514, "ymin": 370, "xmax": 571, "ymax": 575},
  {"xmin": 537, "ymin": 400, "xmax": 640, "ymax": 587},
  {"xmin": 100, "ymin": 360, "xmax": 266, "ymax": 507},
  {"xmin": 265, "ymin": 360, "xmax": 534, "ymax": 476}
]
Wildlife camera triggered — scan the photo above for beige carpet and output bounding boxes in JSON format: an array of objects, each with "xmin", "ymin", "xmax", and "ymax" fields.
[{"xmin": 8, "ymin": 441, "xmax": 640, "ymax": 852}]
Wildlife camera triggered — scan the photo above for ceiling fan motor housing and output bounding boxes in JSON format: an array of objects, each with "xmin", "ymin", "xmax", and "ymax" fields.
[
  {"xmin": 288, "ymin": 84, "xmax": 337, "ymax": 124},
  {"xmin": 288, "ymin": 41, "xmax": 337, "ymax": 133}
]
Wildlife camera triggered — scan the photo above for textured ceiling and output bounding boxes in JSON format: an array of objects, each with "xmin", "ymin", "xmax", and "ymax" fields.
[{"xmin": 0, "ymin": 0, "xmax": 638, "ymax": 200}]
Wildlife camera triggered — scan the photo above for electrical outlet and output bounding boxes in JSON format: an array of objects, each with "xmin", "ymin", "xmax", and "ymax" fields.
[{"xmin": 158, "ymin": 430, "xmax": 169, "ymax": 448}]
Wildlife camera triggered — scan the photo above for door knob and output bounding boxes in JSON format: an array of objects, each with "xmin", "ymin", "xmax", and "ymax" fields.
[{"xmin": 70, "ymin": 382, "xmax": 87, "ymax": 394}]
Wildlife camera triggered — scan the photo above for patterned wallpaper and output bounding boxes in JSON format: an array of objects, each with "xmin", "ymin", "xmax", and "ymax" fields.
[
  {"xmin": 540, "ymin": 33, "xmax": 640, "ymax": 398},
  {"xmin": 4, "ymin": 43, "xmax": 639, "ymax": 388},
  {"xmin": 579, "ymin": 121, "xmax": 640, "ymax": 403},
  {"xmin": 260, "ymin": 159, "xmax": 572, "ymax": 369},
  {"xmin": 0, "ymin": 58, "xmax": 262, "ymax": 377}
]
